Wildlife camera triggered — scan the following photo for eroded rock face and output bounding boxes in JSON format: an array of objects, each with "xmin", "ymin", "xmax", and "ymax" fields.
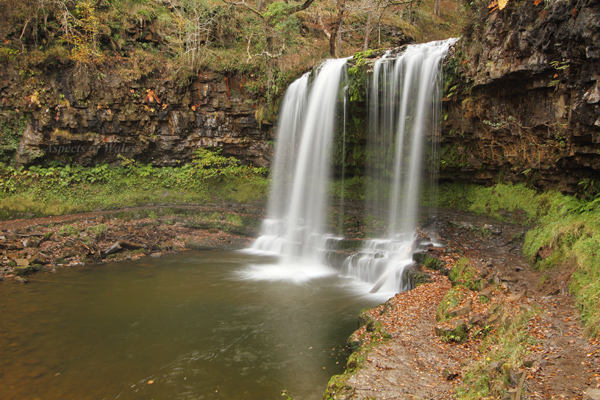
[
  {"xmin": 441, "ymin": 0, "xmax": 600, "ymax": 193},
  {"xmin": 2, "ymin": 67, "xmax": 271, "ymax": 167}
]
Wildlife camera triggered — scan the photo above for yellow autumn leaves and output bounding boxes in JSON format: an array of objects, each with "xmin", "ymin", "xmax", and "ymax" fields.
[{"xmin": 489, "ymin": 0, "xmax": 509, "ymax": 11}]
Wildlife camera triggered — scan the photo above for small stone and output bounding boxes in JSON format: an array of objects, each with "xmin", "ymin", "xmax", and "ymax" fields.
[
  {"xmin": 506, "ymin": 368, "xmax": 522, "ymax": 387},
  {"xmin": 15, "ymin": 259, "xmax": 30, "ymax": 267},
  {"xmin": 509, "ymin": 289, "xmax": 527, "ymax": 302},
  {"xmin": 448, "ymin": 301, "xmax": 472, "ymax": 317},
  {"xmin": 435, "ymin": 319, "xmax": 469, "ymax": 343},
  {"xmin": 486, "ymin": 312, "xmax": 501, "ymax": 326},
  {"xmin": 442, "ymin": 368, "xmax": 459, "ymax": 381},
  {"xmin": 522, "ymin": 355, "xmax": 537, "ymax": 368},
  {"xmin": 489, "ymin": 360, "xmax": 503, "ymax": 372},
  {"xmin": 14, "ymin": 265, "xmax": 35, "ymax": 276},
  {"xmin": 585, "ymin": 388, "xmax": 600, "ymax": 400},
  {"xmin": 499, "ymin": 274, "xmax": 517, "ymax": 283},
  {"xmin": 469, "ymin": 313, "xmax": 486, "ymax": 326},
  {"xmin": 585, "ymin": 86, "xmax": 600, "ymax": 104},
  {"xmin": 30, "ymin": 253, "xmax": 48, "ymax": 265},
  {"xmin": 479, "ymin": 288, "xmax": 493, "ymax": 299}
]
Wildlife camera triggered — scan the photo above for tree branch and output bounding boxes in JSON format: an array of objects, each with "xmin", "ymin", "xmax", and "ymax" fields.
[
  {"xmin": 286, "ymin": 0, "xmax": 317, "ymax": 14},
  {"xmin": 222, "ymin": 0, "xmax": 264, "ymax": 19}
]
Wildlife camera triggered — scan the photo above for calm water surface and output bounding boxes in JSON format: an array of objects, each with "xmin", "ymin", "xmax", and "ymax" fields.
[{"xmin": 0, "ymin": 251, "xmax": 380, "ymax": 400}]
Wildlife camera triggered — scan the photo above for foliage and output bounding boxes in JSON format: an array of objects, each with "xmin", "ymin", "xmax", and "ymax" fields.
[
  {"xmin": 448, "ymin": 257, "xmax": 481, "ymax": 290},
  {"xmin": 330, "ymin": 176, "xmax": 366, "ymax": 202},
  {"xmin": 434, "ymin": 182, "xmax": 552, "ymax": 225},
  {"xmin": 59, "ymin": 224, "xmax": 79, "ymax": 236},
  {"xmin": 62, "ymin": 0, "xmax": 106, "ymax": 67},
  {"xmin": 166, "ymin": 0, "xmax": 233, "ymax": 80},
  {"xmin": 456, "ymin": 307, "xmax": 540, "ymax": 399},
  {"xmin": 87, "ymin": 223, "xmax": 109, "ymax": 236},
  {"xmin": 522, "ymin": 192, "xmax": 600, "ymax": 336},
  {"xmin": 437, "ymin": 182, "xmax": 600, "ymax": 337},
  {"xmin": 346, "ymin": 50, "xmax": 373, "ymax": 103},
  {"xmin": 0, "ymin": 151, "xmax": 268, "ymax": 220},
  {"xmin": 436, "ymin": 286, "xmax": 466, "ymax": 321},
  {"xmin": 0, "ymin": 113, "xmax": 29, "ymax": 164},
  {"xmin": 0, "ymin": 0, "xmax": 465, "ymax": 116}
]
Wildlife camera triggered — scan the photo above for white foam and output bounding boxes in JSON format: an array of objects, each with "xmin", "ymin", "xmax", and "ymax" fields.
[{"xmin": 236, "ymin": 261, "xmax": 336, "ymax": 284}]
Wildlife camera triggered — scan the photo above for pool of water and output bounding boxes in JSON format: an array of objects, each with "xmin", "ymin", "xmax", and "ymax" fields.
[{"xmin": 0, "ymin": 251, "xmax": 381, "ymax": 400}]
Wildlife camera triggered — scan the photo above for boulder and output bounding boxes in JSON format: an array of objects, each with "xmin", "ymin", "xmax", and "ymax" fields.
[{"xmin": 447, "ymin": 300, "xmax": 473, "ymax": 318}]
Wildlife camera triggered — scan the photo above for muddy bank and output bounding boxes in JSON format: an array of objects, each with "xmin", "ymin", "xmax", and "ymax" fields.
[
  {"xmin": 0, "ymin": 205, "xmax": 262, "ymax": 282},
  {"xmin": 327, "ymin": 209, "xmax": 600, "ymax": 399}
]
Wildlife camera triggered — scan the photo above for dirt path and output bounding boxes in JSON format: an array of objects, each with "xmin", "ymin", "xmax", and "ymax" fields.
[
  {"xmin": 331, "ymin": 209, "xmax": 600, "ymax": 399},
  {"xmin": 436, "ymin": 210, "xmax": 600, "ymax": 399}
]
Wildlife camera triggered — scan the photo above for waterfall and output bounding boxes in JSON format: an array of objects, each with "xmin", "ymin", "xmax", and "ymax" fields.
[
  {"xmin": 343, "ymin": 39, "xmax": 456, "ymax": 294},
  {"xmin": 252, "ymin": 58, "xmax": 348, "ymax": 264},
  {"xmin": 249, "ymin": 39, "xmax": 455, "ymax": 293}
]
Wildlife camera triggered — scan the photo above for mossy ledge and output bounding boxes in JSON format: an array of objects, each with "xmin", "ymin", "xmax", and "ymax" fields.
[{"xmin": 324, "ymin": 308, "xmax": 392, "ymax": 400}]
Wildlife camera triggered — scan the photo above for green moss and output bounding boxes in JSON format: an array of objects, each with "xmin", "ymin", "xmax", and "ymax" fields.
[
  {"xmin": 424, "ymin": 256, "xmax": 443, "ymax": 270},
  {"xmin": 434, "ymin": 182, "xmax": 553, "ymax": 225},
  {"xmin": 0, "ymin": 113, "xmax": 29, "ymax": 164},
  {"xmin": 87, "ymin": 224, "xmax": 109, "ymax": 236},
  {"xmin": 523, "ymin": 194, "xmax": 600, "ymax": 336},
  {"xmin": 436, "ymin": 287, "xmax": 465, "ymax": 322},
  {"xmin": 59, "ymin": 224, "xmax": 79, "ymax": 237},
  {"xmin": 449, "ymin": 257, "xmax": 481, "ymax": 291}
]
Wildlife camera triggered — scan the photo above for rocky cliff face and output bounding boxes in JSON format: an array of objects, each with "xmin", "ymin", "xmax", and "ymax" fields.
[
  {"xmin": 441, "ymin": 0, "xmax": 600, "ymax": 194},
  {"xmin": 1, "ymin": 66, "xmax": 271, "ymax": 168}
]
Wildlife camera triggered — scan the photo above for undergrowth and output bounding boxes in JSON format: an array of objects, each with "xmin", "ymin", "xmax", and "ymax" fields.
[
  {"xmin": 456, "ymin": 307, "xmax": 541, "ymax": 399},
  {"xmin": 0, "ymin": 149, "xmax": 268, "ymax": 219},
  {"xmin": 523, "ymin": 193, "xmax": 600, "ymax": 336},
  {"xmin": 436, "ymin": 182, "xmax": 600, "ymax": 337},
  {"xmin": 434, "ymin": 182, "xmax": 552, "ymax": 224}
]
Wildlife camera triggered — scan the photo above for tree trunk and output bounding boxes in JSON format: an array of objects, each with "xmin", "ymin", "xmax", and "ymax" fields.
[
  {"xmin": 434, "ymin": 0, "xmax": 441, "ymax": 16},
  {"xmin": 363, "ymin": 12, "xmax": 372, "ymax": 52},
  {"xmin": 336, "ymin": 19, "xmax": 343, "ymax": 56},
  {"xmin": 329, "ymin": 0, "xmax": 346, "ymax": 57}
]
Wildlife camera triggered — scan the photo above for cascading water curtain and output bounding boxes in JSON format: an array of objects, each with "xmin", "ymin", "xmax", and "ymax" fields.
[
  {"xmin": 344, "ymin": 38, "xmax": 457, "ymax": 294},
  {"xmin": 252, "ymin": 58, "xmax": 348, "ymax": 263}
]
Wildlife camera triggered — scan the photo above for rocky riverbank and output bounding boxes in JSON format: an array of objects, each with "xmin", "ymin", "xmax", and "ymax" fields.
[
  {"xmin": 326, "ymin": 209, "xmax": 600, "ymax": 400},
  {"xmin": 0, "ymin": 205, "xmax": 261, "ymax": 282}
]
